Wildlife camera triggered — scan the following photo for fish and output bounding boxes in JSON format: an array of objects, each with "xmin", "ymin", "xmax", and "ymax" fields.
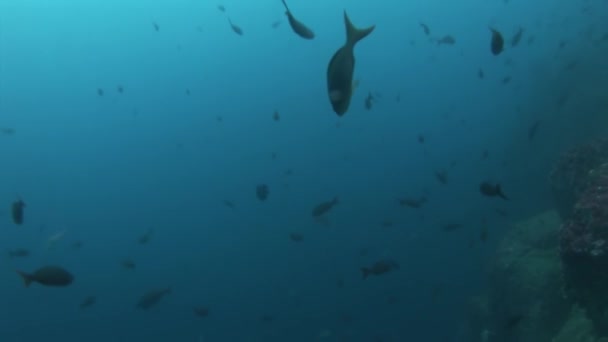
[
  {"xmin": 0, "ymin": 127, "xmax": 15, "ymax": 135},
  {"xmin": 289, "ymin": 232, "xmax": 304, "ymax": 242},
  {"xmin": 152, "ymin": 22, "xmax": 160, "ymax": 32},
  {"xmin": 528, "ymin": 120, "xmax": 541, "ymax": 141},
  {"xmin": 364, "ymin": 92, "xmax": 374, "ymax": 110},
  {"xmin": 11, "ymin": 199, "xmax": 25, "ymax": 225},
  {"xmin": 194, "ymin": 306, "xmax": 210, "ymax": 317},
  {"xmin": 8, "ymin": 248, "xmax": 30, "ymax": 258},
  {"xmin": 227, "ymin": 18, "xmax": 243, "ymax": 35},
  {"xmin": 419, "ymin": 22, "xmax": 430, "ymax": 36},
  {"xmin": 281, "ymin": 0, "xmax": 314, "ymax": 39},
  {"xmin": 361, "ymin": 260, "xmax": 399, "ymax": 279},
  {"xmin": 16, "ymin": 266, "xmax": 74, "ymax": 287},
  {"xmin": 418, "ymin": 134, "xmax": 425, "ymax": 144},
  {"xmin": 441, "ymin": 223, "xmax": 462, "ymax": 232},
  {"xmin": 97, "ymin": 88, "xmax": 104, "ymax": 96},
  {"xmin": 435, "ymin": 170, "xmax": 448, "ymax": 185},
  {"xmin": 271, "ymin": 20, "xmax": 282, "ymax": 29},
  {"xmin": 510, "ymin": 27, "xmax": 524, "ymax": 47},
  {"xmin": 479, "ymin": 182, "xmax": 508, "ymax": 200},
  {"xmin": 256, "ymin": 184, "xmax": 269, "ymax": 201},
  {"xmin": 478, "ymin": 68, "xmax": 485, "ymax": 79},
  {"xmin": 121, "ymin": 259, "xmax": 136, "ymax": 270},
  {"xmin": 312, "ymin": 197, "xmax": 339, "ymax": 217},
  {"xmin": 80, "ymin": 296, "xmax": 96, "ymax": 309},
  {"xmin": 138, "ymin": 228, "xmax": 154, "ymax": 244},
  {"xmin": 136, "ymin": 287, "xmax": 171, "ymax": 310},
  {"xmin": 223, "ymin": 200, "xmax": 236, "ymax": 209},
  {"xmin": 117, "ymin": 85, "xmax": 124, "ymax": 93},
  {"xmin": 436, "ymin": 35, "xmax": 455, "ymax": 45},
  {"xmin": 273, "ymin": 110, "xmax": 280, "ymax": 121},
  {"xmin": 398, "ymin": 197, "xmax": 427, "ymax": 208},
  {"xmin": 489, "ymin": 28, "xmax": 504, "ymax": 55},
  {"xmin": 327, "ymin": 11, "xmax": 375, "ymax": 116},
  {"xmin": 217, "ymin": 4, "xmax": 225, "ymax": 12}
]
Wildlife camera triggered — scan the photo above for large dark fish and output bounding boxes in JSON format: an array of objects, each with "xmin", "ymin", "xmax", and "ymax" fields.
[
  {"xmin": 490, "ymin": 27, "xmax": 504, "ymax": 55},
  {"xmin": 11, "ymin": 199, "xmax": 25, "ymax": 225},
  {"xmin": 227, "ymin": 18, "xmax": 243, "ymax": 35},
  {"xmin": 327, "ymin": 11, "xmax": 375, "ymax": 116},
  {"xmin": 281, "ymin": 0, "xmax": 314, "ymax": 39},
  {"xmin": 137, "ymin": 287, "xmax": 172, "ymax": 310},
  {"xmin": 480, "ymin": 182, "xmax": 508, "ymax": 200},
  {"xmin": 16, "ymin": 266, "xmax": 74, "ymax": 287}
]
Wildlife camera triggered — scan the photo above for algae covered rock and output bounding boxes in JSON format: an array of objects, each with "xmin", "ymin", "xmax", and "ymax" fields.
[{"xmin": 466, "ymin": 210, "xmax": 571, "ymax": 342}]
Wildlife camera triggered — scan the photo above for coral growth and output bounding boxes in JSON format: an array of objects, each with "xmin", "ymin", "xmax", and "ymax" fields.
[{"xmin": 550, "ymin": 139, "xmax": 608, "ymax": 219}]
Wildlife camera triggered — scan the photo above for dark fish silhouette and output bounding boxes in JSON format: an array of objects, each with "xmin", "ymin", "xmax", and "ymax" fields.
[
  {"xmin": 419, "ymin": 22, "xmax": 430, "ymax": 36},
  {"xmin": 152, "ymin": 22, "xmax": 160, "ymax": 32},
  {"xmin": 256, "ymin": 184, "xmax": 269, "ymax": 201},
  {"xmin": 217, "ymin": 4, "xmax": 225, "ymax": 12},
  {"xmin": 80, "ymin": 296, "xmax": 96, "ymax": 309},
  {"xmin": 441, "ymin": 223, "xmax": 462, "ymax": 232},
  {"xmin": 194, "ymin": 306, "xmax": 210, "ymax": 317},
  {"xmin": 8, "ymin": 248, "xmax": 30, "ymax": 258},
  {"xmin": 289, "ymin": 232, "xmax": 304, "ymax": 242},
  {"xmin": 528, "ymin": 120, "xmax": 541, "ymax": 141},
  {"xmin": 11, "ymin": 199, "xmax": 25, "ymax": 225},
  {"xmin": 489, "ymin": 27, "xmax": 504, "ymax": 55},
  {"xmin": 312, "ymin": 197, "xmax": 339, "ymax": 217},
  {"xmin": 480, "ymin": 182, "xmax": 508, "ymax": 200},
  {"xmin": 510, "ymin": 27, "xmax": 524, "ymax": 47},
  {"xmin": 137, "ymin": 287, "xmax": 171, "ymax": 310},
  {"xmin": 281, "ymin": 0, "xmax": 314, "ymax": 39},
  {"xmin": 227, "ymin": 18, "xmax": 243, "ymax": 35},
  {"xmin": 361, "ymin": 260, "xmax": 399, "ymax": 279},
  {"xmin": 327, "ymin": 11, "xmax": 375, "ymax": 116},
  {"xmin": 398, "ymin": 197, "xmax": 427, "ymax": 208},
  {"xmin": 16, "ymin": 266, "xmax": 74, "ymax": 287}
]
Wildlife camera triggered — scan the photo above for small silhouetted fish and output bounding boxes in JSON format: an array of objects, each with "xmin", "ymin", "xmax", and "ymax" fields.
[
  {"xmin": 11, "ymin": 199, "xmax": 25, "ymax": 225},
  {"xmin": 152, "ymin": 22, "xmax": 160, "ymax": 32},
  {"xmin": 510, "ymin": 27, "xmax": 524, "ymax": 47},
  {"xmin": 71, "ymin": 240, "xmax": 83, "ymax": 250},
  {"xmin": 80, "ymin": 296, "xmax": 96, "ymax": 310},
  {"xmin": 16, "ymin": 266, "xmax": 74, "ymax": 287},
  {"xmin": 489, "ymin": 28, "xmax": 504, "ymax": 55},
  {"xmin": 117, "ymin": 85, "xmax": 124, "ymax": 93},
  {"xmin": 436, "ymin": 35, "xmax": 455, "ymax": 45},
  {"xmin": 502, "ymin": 76, "xmax": 511, "ymax": 84},
  {"xmin": 217, "ymin": 4, "xmax": 225, "ymax": 12},
  {"xmin": 121, "ymin": 259, "xmax": 136, "ymax": 270},
  {"xmin": 505, "ymin": 314, "xmax": 524, "ymax": 330},
  {"xmin": 227, "ymin": 18, "xmax": 243, "ymax": 35},
  {"xmin": 480, "ymin": 182, "xmax": 508, "ymax": 200},
  {"xmin": 419, "ymin": 22, "xmax": 430, "ymax": 36},
  {"xmin": 256, "ymin": 184, "xmax": 269, "ymax": 201},
  {"xmin": 138, "ymin": 228, "xmax": 154, "ymax": 244},
  {"xmin": 364, "ymin": 92, "xmax": 374, "ymax": 110},
  {"xmin": 97, "ymin": 88, "xmax": 104, "ymax": 96},
  {"xmin": 8, "ymin": 248, "xmax": 30, "ymax": 258},
  {"xmin": 137, "ymin": 287, "xmax": 171, "ymax": 310},
  {"xmin": 0, "ymin": 127, "xmax": 15, "ymax": 135},
  {"xmin": 281, "ymin": 0, "xmax": 314, "ymax": 39},
  {"xmin": 289, "ymin": 232, "xmax": 304, "ymax": 242},
  {"xmin": 260, "ymin": 314, "xmax": 274, "ymax": 322},
  {"xmin": 327, "ymin": 11, "xmax": 375, "ymax": 116},
  {"xmin": 194, "ymin": 306, "xmax": 209, "ymax": 317},
  {"xmin": 435, "ymin": 170, "xmax": 448, "ymax": 185},
  {"xmin": 480, "ymin": 225, "xmax": 488, "ymax": 242},
  {"xmin": 273, "ymin": 110, "xmax": 280, "ymax": 121},
  {"xmin": 398, "ymin": 197, "xmax": 427, "ymax": 208},
  {"xmin": 418, "ymin": 134, "xmax": 425, "ymax": 144},
  {"xmin": 495, "ymin": 208, "xmax": 508, "ymax": 217},
  {"xmin": 271, "ymin": 20, "xmax": 282, "ymax": 29},
  {"xmin": 441, "ymin": 223, "xmax": 462, "ymax": 232},
  {"xmin": 361, "ymin": 259, "xmax": 399, "ymax": 279},
  {"xmin": 528, "ymin": 120, "xmax": 541, "ymax": 141},
  {"xmin": 481, "ymin": 150, "xmax": 489, "ymax": 160},
  {"xmin": 185, "ymin": 89, "xmax": 191, "ymax": 96},
  {"xmin": 478, "ymin": 68, "xmax": 484, "ymax": 79},
  {"xmin": 223, "ymin": 200, "xmax": 236, "ymax": 209},
  {"xmin": 312, "ymin": 197, "xmax": 339, "ymax": 217}
]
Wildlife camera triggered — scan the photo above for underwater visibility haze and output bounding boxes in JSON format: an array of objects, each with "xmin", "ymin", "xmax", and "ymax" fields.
[{"xmin": 1, "ymin": 0, "xmax": 608, "ymax": 341}]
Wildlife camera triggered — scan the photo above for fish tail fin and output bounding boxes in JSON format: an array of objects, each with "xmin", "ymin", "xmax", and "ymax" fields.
[
  {"xmin": 344, "ymin": 11, "xmax": 375, "ymax": 46},
  {"xmin": 16, "ymin": 270, "xmax": 33, "ymax": 287},
  {"xmin": 361, "ymin": 268, "xmax": 370, "ymax": 279}
]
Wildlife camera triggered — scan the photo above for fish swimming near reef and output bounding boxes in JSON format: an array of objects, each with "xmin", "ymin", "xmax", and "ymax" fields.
[
  {"xmin": 327, "ymin": 11, "xmax": 375, "ymax": 116},
  {"xmin": 281, "ymin": 0, "xmax": 314, "ymax": 39},
  {"xmin": 137, "ymin": 287, "xmax": 172, "ymax": 310},
  {"xmin": 312, "ymin": 197, "xmax": 339, "ymax": 217},
  {"xmin": 480, "ymin": 182, "xmax": 508, "ymax": 200}
]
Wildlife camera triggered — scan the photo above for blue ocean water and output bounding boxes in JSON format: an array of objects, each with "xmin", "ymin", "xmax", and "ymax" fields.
[{"xmin": 0, "ymin": 0, "xmax": 607, "ymax": 341}]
